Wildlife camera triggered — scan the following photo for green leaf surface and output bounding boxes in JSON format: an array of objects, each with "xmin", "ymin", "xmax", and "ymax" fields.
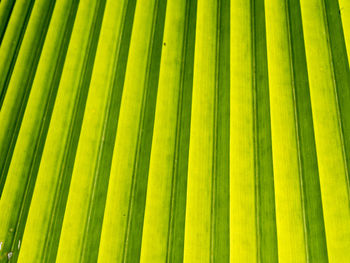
[{"xmin": 0, "ymin": 0, "xmax": 350, "ymax": 262}]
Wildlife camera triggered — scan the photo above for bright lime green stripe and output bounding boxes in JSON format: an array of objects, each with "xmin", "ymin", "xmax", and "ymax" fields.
[
  {"xmin": 300, "ymin": 0, "xmax": 350, "ymax": 261},
  {"xmin": 139, "ymin": 0, "xmax": 186, "ymax": 261},
  {"xmin": 97, "ymin": 0, "xmax": 159, "ymax": 261},
  {"xmin": 265, "ymin": 0, "xmax": 306, "ymax": 261},
  {"xmin": 183, "ymin": 0, "xmax": 217, "ymax": 261},
  {"xmin": 339, "ymin": 0, "xmax": 350, "ymax": 61},
  {"xmin": 230, "ymin": 0, "xmax": 256, "ymax": 261},
  {"xmin": 0, "ymin": 0, "xmax": 15, "ymax": 42},
  {"xmin": 0, "ymin": 0, "xmax": 33, "ymax": 92}
]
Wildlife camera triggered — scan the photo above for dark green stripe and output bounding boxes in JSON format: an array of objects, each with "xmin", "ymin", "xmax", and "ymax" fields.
[
  {"xmin": 287, "ymin": 0, "xmax": 329, "ymax": 261},
  {"xmin": 52, "ymin": 0, "xmax": 107, "ymax": 261},
  {"xmin": 0, "ymin": 0, "xmax": 35, "ymax": 110},
  {"xmin": 0, "ymin": 0, "xmax": 16, "ymax": 45},
  {"xmin": 252, "ymin": 0, "xmax": 278, "ymax": 262},
  {"xmin": 213, "ymin": 0, "xmax": 230, "ymax": 261},
  {"xmin": 19, "ymin": 1, "xmax": 83, "ymax": 262},
  {"xmin": 35, "ymin": 10, "xmax": 107, "ymax": 260},
  {"xmin": 167, "ymin": 0, "xmax": 196, "ymax": 262},
  {"xmin": 323, "ymin": 0, "xmax": 350, "ymax": 193},
  {"xmin": 123, "ymin": 0, "xmax": 167, "ymax": 262},
  {"xmin": 0, "ymin": 0, "xmax": 55, "ymax": 196},
  {"xmin": 0, "ymin": 0, "xmax": 35, "ymax": 195},
  {"xmin": 57, "ymin": 0, "xmax": 106, "ymax": 177},
  {"xmin": 78, "ymin": 1, "xmax": 137, "ymax": 262},
  {"xmin": 94, "ymin": 0, "xmax": 136, "ymax": 180}
]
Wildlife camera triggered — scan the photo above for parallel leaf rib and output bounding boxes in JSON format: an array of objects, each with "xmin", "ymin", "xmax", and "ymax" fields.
[
  {"xmin": 0, "ymin": 0, "xmax": 55, "ymax": 260},
  {"xmin": 183, "ymin": 0, "xmax": 216, "ymax": 256},
  {"xmin": 252, "ymin": 0, "xmax": 278, "ymax": 261},
  {"xmin": 339, "ymin": 0, "xmax": 350, "ymax": 58},
  {"xmin": 0, "ymin": 0, "xmax": 34, "ymax": 106},
  {"xmin": 300, "ymin": 0, "xmax": 350, "ymax": 260},
  {"xmin": 140, "ymin": 0, "xmax": 197, "ymax": 261},
  {"xmin": 230, "ymin": 0, "xmax": 256, "ymax": 261},
  {"xmin": 287, "ymin": 0, "xmax": 328, "ymax": 261},
  {"xmin": 183, "ymin": 0, "xmax": 230, "ymax": 261},
  {"xmin": 213, "ymin": 0, "xmax": 230, "ymax": 261},
  {"xmin": 0, "ymin": 0, "xmax": 16, "ymax": 44},
  {"xmin": 0, "ymin": 2, "xmax": 349, "ymax": 262},
  {"xmin": 97, "ymin": 0, "xmax": 166, "ymax": 261},
  {"xmin": 11, "ymin": 0, "xmax": 106, "ymax": 262},
  {"xmin": 139, "ymin": 0, "xmax": 190, "ymax": 261},
  {"xmin": 167, "ymin": 1, "xmax": 196, "ymax": 262},
  {"xmin": 50, "ymin": 0, "xmax": 110, "ymax": 261},
  {"xmin": 265, "ymin": 0, "xmax": 307, "ymax": 261},
  {"xmin": 322, "ymin": 0, "xmax": 350, "ymax": 196},
  {"xmin": 0, "ymin": 0, "xmax": 50, "ymax": 193}
]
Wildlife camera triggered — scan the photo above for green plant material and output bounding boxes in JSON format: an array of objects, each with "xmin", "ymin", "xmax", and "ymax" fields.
[
  {"xmin": 97, "ymin": 0, "xmax": 166, "ymax": 261},
  {"xmin": 51, "ymin": 0, "xmax": 135, "ymax": 261},
  {"xmin": 230, "ymin": 0, "xmax": 278, "ymax": 262},
  {"xmin": 266, "ymin": 0, "xmax": 307, "ymax": 259},
  {"xmin": 252, "ymin": 0, "xmax": 278, "ymax": 261},
  {"xmin": 0, "ymin": 0, "xmax": 34, "ymax": 106},
  {"xmin": 339, "ymin": 0, "xmax": 350, "ymax": 59},
  {"xmin": 0, "ymin": 0, "xmax": 56, "ymax": 261},
  {"xmin": 286, "ymin": 0, "xmax": 328, "ymax": 261},
  {"xmin": 0, "ymin": 0, "xmax": 349, "ymax": 262},
  {"xmin": 139, "ymin": 0, "xmax": 188, "ymax": 261},
  {"xmin": 183, "ymin": 0, "xmax": 230, "ymax": 261},
  {"xmin": 0, "ymin": 0, "xmax": 54, "ymax": 194},
  {"xmin": 15, "ymin": 0, "xmax": 106, "ymax": 262},
  {"xmin": 266, "ymin": 0, "xmax": 329, "ymax": 262},
  {"xmin": 324, "ymin": 0, "xmax": 350, "ymax": 187},
  {"xmin": 265, "ymin": 0, "xmax": 329, "ymax": 261},
  {"xmin": 300, "ymin": 0, "xmax": 350, "ymax": 261},
  {"xmin": 183, "ymin": 0, "xmax": 218, "ymax": 260},
  {"xmin": 139, "ymin": 0, "xmax": 196, "ymax": 261},
  {"xmin": 53, "ymin": 0, "xmax": 136, "ymax": 262},
  {"xmin": 10, "ymin": 0, "xmax": 79, "ymax": 262},
  {"xmin": 230, "ymin": 0, "xmax": 257, "ymax": 260},
  {"xmin": 0, "ymin": 0, "xmax": 16, "ymax": 44}
]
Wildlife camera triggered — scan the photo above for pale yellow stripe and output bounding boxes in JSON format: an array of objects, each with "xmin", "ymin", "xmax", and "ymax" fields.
[
  {"xmin": 339, "ymin": 0, "xmax": 350, "ymax": 61},
  {"xmin": 183, "ymin": 0, "xmax": 217, "ymax": 261},
  {"xmin": 300, "ymin": 0, "xmax": 350, "ymax": 261},
  {"xmin": 230, "ymin": 0, "xmax": 257, "ymax": 262},
  {"xmin": 140, "ymin": 0, "xmax": 186, "ymax": 262},
  {"xmin": 265, "ymin": 0, "xmax": 307, "ymax": 262}
]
